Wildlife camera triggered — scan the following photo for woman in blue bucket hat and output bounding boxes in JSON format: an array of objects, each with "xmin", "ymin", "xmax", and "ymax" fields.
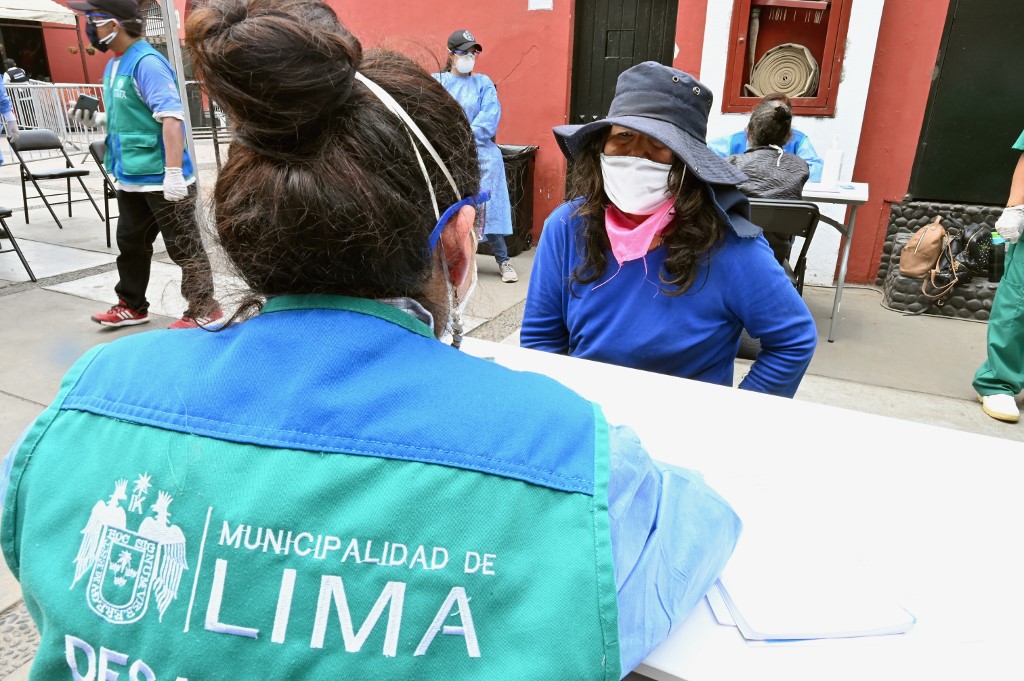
[{"xmin": 523, "ymin": 62, "xmax": 817, "ymax": 398}]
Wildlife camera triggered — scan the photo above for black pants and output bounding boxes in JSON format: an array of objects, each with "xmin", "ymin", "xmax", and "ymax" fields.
[{"xmin": 113, "ymin": 186, "xmax": 216, "ymax": 316}]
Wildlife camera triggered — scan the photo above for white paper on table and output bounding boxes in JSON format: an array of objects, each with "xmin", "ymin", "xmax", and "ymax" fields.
[
  {"xmin": 706, "ymin": 581, "xmax": 736, "ymax": 626},
  {"xmin": 803, "ymin": 182, "xmax": 842, "ymax": 194},
  {"xmin": 528, "ymin": 0, "xmax": 553, "ymax": 8},
  {"xmin": 716, "ymin": 560, "xmax": 915, "ymax": 641}
]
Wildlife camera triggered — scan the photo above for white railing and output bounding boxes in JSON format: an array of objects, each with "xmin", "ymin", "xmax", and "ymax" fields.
[
  {"xmin": 7, "ymin": 81, "xmax": 105, "ymax": 153},
  {"xmin": 5, "ymin": 80, "xmax": 231, "ymax": 166}
]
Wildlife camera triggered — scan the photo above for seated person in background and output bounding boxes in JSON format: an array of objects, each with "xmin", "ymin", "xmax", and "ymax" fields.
[
  {"xmin": 708, "ymin": 92, "xmax": 823, "ymax": 182},
  {"xmin": 1, "ymin": 2, "xmax": 741, "ymax": 678},
  {"xmin": 727, "ymin": 95, "xmax": 810, "ymax": 264},
  {"xmin": 523, "ymin": 62, "xmax": 817, "ymax": 399}
]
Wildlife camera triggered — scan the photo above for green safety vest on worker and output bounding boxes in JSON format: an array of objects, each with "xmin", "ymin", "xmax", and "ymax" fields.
[
  {"xmin": 2, "ymin": 296, "xmax": 622, "ymax": 679},
  {"xmin": 103, "ymin": 40, "xmax": 195, "ymax": 186}
]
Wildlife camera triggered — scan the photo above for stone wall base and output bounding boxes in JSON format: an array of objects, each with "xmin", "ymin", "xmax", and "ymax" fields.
[{"xmin": 876, "ymin": 200, "xmax": 1003, "ymax": 321}]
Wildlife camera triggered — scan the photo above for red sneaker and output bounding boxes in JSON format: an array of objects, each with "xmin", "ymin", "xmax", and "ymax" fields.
[
  {"xmin": 91, "ymin": 300, "xmax": 150, "ymax": 328},
  {"xmin": 169, "ymin": 305, "xmax": 225, "ymax": 330}
]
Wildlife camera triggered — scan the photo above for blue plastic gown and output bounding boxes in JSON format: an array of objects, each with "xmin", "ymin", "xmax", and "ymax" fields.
[{"xmin": 434, "ymin": 72, "xmax": 513, "ymax": 236}]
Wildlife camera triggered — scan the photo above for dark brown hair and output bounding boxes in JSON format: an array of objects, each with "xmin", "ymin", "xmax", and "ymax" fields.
[
  {"xmin": 747, "ymin": 93, "xmax": 793, "ymax": 147},
  {"xmin": 566, "ymin": 131, "xmax": 725, "ymax": 295},
  {"xmin": 186, "ymin": 0, "xmax": 479, "ymax": 325}
]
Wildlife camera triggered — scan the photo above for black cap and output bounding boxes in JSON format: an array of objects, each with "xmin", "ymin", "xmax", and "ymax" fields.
[
  {"xmin": 67, "ymin": 0, "xmax": 141, "ymax": 21},
  {"xmin": 447, "ymin": 29, "xmax": 482, "ymax": 53}
]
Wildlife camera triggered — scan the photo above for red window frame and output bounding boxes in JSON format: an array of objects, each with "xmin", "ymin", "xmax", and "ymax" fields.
[{"xmin": 721, "ymin": 0, "xmax": 852, "ymax": 116}]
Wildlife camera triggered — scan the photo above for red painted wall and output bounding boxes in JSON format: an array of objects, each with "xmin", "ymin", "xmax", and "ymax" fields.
[
  {"xmin": 41, "ymin": 23, "xmax": 89, "ymax": 82},
  {"xmin": 328, "ymin": 0, "xmax": 574, "ymax": 238},
  {"xmin": 848, "ymin": 0, "xmax": 950, "ymax": 283},
  {"xmin": 329, "ymin": 1, "xmax": 577, "ymax": 237},
  {"xmin": 46, "ymin": 0, "xmax": 108, "ymax": 83},
  {"xmin": 673, "ymin": 0, "xmax": 709, "ymax": 79}
]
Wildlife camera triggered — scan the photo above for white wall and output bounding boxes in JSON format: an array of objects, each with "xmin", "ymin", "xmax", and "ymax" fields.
[{"xmin": 700, "ymin": 0, "xmax": 885, "ymax": 284}]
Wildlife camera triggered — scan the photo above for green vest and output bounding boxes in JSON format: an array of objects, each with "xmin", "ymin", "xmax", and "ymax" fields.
[
  {"xmin": 104, "ymin": 40, "xmax": 194, "ymax": 185},
  {"xmin": 2, "ymin": 297, "xmax": 621, "ymax": 679}
]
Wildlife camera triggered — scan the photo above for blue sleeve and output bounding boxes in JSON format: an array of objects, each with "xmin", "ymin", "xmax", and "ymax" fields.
[
  {"xmin": 726, "ymin": 236, "xmax": 817, "ymax": 397},
  {"xmin": 133, "ymin": 54, "xmax": 183, "ymax": 116},
  {"xmin": 793, "ymin": 134, "xmax": 823, "ymax": 182},
  {"xmin": 607, "ymin": 423, "xmax": 742, "ymax": 672},
  {"xmin": 521, "ymin": 206, "xmax": 572, "ymax": 353},
  {"xmin": 471, "ymin": 76, "xmax": 501, "ymax": 144},
  {"xmin": 707, "ymin": 134, "xmax": 732, "ymax": 158},
  {"xmin": 0, "ymin": 81, "xmax": 13, "ymax": 118}
]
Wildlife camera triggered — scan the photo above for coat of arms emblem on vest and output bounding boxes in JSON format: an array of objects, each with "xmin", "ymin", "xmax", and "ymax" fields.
[{"xmin": 70, "ymin": 474, "xmax": 188, "ymax": 625}]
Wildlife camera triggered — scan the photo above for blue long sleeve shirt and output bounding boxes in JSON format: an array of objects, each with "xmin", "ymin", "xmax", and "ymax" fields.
[
  {"xmin": 709, "ymin": 129, "xmax": 823, "ymax": 182},
  {"xmin": 522, "ymin": 201, "xmax": 817, "ymax": 397}
]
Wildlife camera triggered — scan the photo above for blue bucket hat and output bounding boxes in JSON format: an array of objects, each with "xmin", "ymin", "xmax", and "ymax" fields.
[{"xmin": 554, "ymin": 62, "xmax": 747, "ymax": 187}]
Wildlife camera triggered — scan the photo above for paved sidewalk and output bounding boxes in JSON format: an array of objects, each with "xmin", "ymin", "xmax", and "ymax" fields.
[{"xmin": 1, "ymin": 140, "xmax": 1021, "ymax": 677}]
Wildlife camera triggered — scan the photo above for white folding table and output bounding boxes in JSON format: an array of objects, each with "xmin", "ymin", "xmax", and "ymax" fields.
[
  {"xmin": 801, "ymin": 182, "xmax": 870, "ymax": 342},
  {"xmin": 460, "ymin": 338, "xmax": 1024, "ymax": 681}
]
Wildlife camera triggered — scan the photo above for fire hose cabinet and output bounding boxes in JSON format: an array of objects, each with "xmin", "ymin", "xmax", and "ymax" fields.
[{"xmin": 721, "ymin": 0, "xmax": 852, "ymax": 116}]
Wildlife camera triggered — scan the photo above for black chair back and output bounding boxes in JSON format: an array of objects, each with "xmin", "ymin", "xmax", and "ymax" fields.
[
  {"xmin": 748, "ymin": 198, "xmax": 821, "ymax": 295},
  {"xmin": 9, "ymin": 129, "xmax": 62, "ymax": 153},
  {"xmin": 748, "ymin": 199, "xmax": 820, "ymax": 238}
]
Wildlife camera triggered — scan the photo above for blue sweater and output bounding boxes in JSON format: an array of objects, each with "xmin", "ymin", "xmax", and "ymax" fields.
[{"xmin": 521, "ymin": 201, "xmax": 817, "ymax": 397}]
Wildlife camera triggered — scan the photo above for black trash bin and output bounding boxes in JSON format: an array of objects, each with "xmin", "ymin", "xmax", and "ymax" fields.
[{"xmin": 477, "ymin": 144, "xmax": 539, "ymax": 258}]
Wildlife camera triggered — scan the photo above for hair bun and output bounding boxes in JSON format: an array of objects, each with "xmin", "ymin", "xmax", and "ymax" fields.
[
  {"xmin": 772, "ymin": 103, "xmax": 792, "ymax": 124},
  {"xmin": 186, "ymin": 0, "xmax": 362, "ymax": 158}
]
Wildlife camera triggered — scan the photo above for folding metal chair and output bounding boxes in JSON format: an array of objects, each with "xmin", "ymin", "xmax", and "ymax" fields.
[
  {"xmin": 0, "ymin": 206, "xmax": 36, "ymax": 282},
  {"xmin": 9, "ymin": 129, "xmax": 104, "ymax": 231},
  {"xmin": 89, "ymin": 140, "xmax": 117, "ymax": 248},
  {"xmin": 748, "ymin": 198, "xmax": 820, "ymax": 295},
  {"xmin": 737, "ymin": 199, "xmax": 821, "ymax": 361}
]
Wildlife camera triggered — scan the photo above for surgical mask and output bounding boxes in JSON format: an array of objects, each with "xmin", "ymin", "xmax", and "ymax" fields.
[
  {"xmin": 86, "ymin": 17, "xmax": 118, "ymax": 52},
  {"xmin": 454, "ymin": 54, "xmax": 476, "ymax": 74},
  {"xmin": 601, "ymin": 153, "xmax": 675, "ymax": 215}
]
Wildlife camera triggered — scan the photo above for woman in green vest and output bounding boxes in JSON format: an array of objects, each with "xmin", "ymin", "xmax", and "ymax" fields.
[{"xmin": 2, "ymin": 1, "xmax": 740, "ymax": 678}]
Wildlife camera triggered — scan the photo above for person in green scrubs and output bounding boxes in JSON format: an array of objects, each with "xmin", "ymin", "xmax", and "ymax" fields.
[{"xmin": 974, "ymin": 129, "xmax": 1024, "ymax": 423}]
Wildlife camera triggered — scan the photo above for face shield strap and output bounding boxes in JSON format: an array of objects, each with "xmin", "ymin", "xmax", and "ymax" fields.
[{"xmin": 354, "ymin": 72, "xmax": 462, "ymax": 219}]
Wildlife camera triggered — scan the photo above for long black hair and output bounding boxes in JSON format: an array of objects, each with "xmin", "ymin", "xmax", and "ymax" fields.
[{"xmin": 566, "ymin": 130, "xmax": 726, "ymax": 296}]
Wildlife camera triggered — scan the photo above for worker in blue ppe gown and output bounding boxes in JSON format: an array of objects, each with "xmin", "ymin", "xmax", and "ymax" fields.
[
  {"xmin": 708, "ymin": 93, "xmax": 823, "ymax": 182},
  {"xmin": 434, "ymin": 29, "xmax": 518, "ymax": 283}
]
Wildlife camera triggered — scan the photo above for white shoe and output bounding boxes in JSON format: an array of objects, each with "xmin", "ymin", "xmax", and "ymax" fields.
[
  {"xmin": 979, "ymin": 394, "xmax": 1020, "ymax": 423},
  {"xmin": 499, "ymin": 261, "xmax": 518, "ymax": 283}
]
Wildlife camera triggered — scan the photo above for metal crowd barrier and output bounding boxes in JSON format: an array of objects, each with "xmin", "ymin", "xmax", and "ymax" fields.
[
  {"xmin": 5, "ymin": 81, "xmax": 231, "ymax": 167},
  {"xmin": 6, "ymin": 81, "xmax": 105, "ymax": 157}
]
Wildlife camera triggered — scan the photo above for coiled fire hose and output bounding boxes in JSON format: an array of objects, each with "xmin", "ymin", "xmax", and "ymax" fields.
[{"xmin": 745, "ymin": 43, "xmax": 820, "ymax": 98}]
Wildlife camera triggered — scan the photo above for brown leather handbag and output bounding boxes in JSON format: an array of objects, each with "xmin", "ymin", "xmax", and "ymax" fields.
[{"xmin": 899, "ymin": 216, "xmax": 947, "ymax": 278}]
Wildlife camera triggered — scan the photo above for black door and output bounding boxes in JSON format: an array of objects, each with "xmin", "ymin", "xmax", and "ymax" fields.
[
  {"xmin": 0, "ymin": 21, "xmax": 52, "ymax": 81},
  {"xmin": 908, "ymin": 0, "xmax": 1024, "ymax": 205},
  {"xmin": 569, "ymin": 0, "xmax": 679, "ymax": 126}
]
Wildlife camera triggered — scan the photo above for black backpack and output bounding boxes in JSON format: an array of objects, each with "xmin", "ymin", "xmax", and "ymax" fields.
[{"xmin": 5, "ymin": 67, "xmax": 28, "ymax": 83}]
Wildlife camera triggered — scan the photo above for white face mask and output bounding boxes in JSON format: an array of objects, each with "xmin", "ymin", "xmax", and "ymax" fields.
[
  {"xmin": 600, "ymin": 153, "xmax": 675, "ymax": 215},
  {"xmin": 454, "ymin": 54, "xmax": 476, "ymax": 74}
]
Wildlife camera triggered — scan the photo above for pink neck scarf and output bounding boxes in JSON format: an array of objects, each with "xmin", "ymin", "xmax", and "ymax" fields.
[{"xmin": 604, "ymin": 197, "xmax": 676, "ymax": 266}]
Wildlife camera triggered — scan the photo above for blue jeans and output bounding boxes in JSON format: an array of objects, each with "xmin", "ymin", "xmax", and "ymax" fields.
[{"xmin": 485, "ymin": 233, "xmax": 509, "ymax": 265}]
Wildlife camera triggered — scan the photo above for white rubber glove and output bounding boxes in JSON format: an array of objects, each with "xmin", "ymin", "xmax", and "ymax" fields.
[
  {"xmin": 69, "ymin": 107, "xmax": 107, "ymax": 130},
  {"xmin": 4, "ymin": 117, "xmax": 18, "ymax": 145},
  {"xmin": 163, "ymin": 167, "xmax": 188, "ymax": 202},
  {"xmin": 995, "ymin": 205, "xmax": 1024, "ymax": 244}
]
